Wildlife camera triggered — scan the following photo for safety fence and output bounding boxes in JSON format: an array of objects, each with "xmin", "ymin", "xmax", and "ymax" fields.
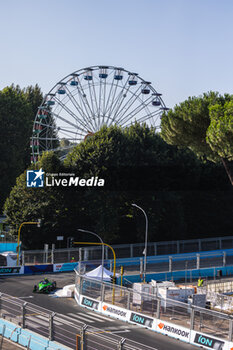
[
  {"xmin": 0, "ymin": 292, "xmax": 155, "ymax": 350},
  {"xmin": 19, "ymin": 247, "xmax": 233, "ymax": 280},
  {"xmin": 75, "ymin": 272, "xmax": 233, "ymax": 350},
  {"xmin": 20, "ymin": 234, "xmax": 233, "ymax": 265},
  {"xmin": 197, "ymin": 279, "xmax": 233, "ymax": 313}
]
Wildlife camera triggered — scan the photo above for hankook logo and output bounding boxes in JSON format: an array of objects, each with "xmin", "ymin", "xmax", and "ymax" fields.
[
  {"xmin": 102, "ymin": 305, "xmax": 127, "ymax": 318},
  {"xmin": 158, "ymin": 322, "xmax": 189, "ymax": 338}
]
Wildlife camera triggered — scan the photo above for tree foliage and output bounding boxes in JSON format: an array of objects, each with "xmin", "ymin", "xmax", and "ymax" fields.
[
  {"xmin": 4, "ymin": 124, "xmax": 231, "ymax": 249},
  {"xmin": 160, "ymin": 92, "xmax": 233, "ymax": 184},
  {"xmin": 0, "ymin": 84, "xmax": 43, "ymax": 209}
]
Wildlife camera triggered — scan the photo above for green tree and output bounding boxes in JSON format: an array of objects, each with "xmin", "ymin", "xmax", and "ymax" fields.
[
  {"xmin": 4, "ymin": 124, "xmax": 231, "ymax": 248},
  {"xmin": 0, "ymin": 84, "xmax": 43, "ymax": 209},
  {"xmin": 160, "ymin": 92, "xmax": 233, "ymax": 185},
  {"xmin": 207, "ymin": 100, "xmax": 233, "ymax": 183}
]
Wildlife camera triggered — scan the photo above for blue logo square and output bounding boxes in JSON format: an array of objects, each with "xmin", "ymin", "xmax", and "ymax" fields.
[{"xmin": 27, "ymin": 169, "xmax": 44, "ymax": 188}]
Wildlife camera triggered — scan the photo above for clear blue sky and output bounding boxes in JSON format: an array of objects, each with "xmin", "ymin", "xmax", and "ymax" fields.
[{"xmin": 0, "ymin": 0, "xmax": 233, "ymax": 108}]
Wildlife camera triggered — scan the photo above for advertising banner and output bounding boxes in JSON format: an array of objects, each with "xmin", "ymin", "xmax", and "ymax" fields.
[
  {"xmin": 190, "ymin": 330, "xmax": 227, "ymax": 350},
  {"xmin": 24, "ymin": 264, "xmax": 53, "ymax": 274},
  {"xmin": 0, "ymin": 266, "xmax": 24, "ymax": 275},
  {"xmin": 53, "ymin": 262, "xmax": 78, "ymax": 272},
  {"xmin": 157, "ymin": 319, "xmax": 190, "ymax": 342},
  {"xmin": 129, "ymin": 311, "xmax": 155, "ymax": 329},
  {"xmin": 227, "ymin": 341, "xmax": 233, "ymax": 350},
  {"xmin": 101, "ymin": 302, "xmax": 131, "ymax": 322},
  {"xmin": 80, "ymin": 295, "xmax": 100, "ymax": 311}
]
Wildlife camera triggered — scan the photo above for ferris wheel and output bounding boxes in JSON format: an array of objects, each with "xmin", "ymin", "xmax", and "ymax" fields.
[{"xmin": 31, "ymin": 65, "xmax": 168, "ymax": 162}]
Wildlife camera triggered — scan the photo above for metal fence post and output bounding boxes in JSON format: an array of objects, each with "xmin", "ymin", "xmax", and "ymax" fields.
[
  {"xmin": 22, "ymin": 251, "xmax": 25, "ymax": 266},
  {"xmin": 127, "ymin": 290, "xmax": 130, "ymax": 310},
  {"xmin": 110, "ymin": 260, "xmax": 113, "ymax": 272},
  {"xmin": 118, "ymin": 338, "xmax": 126, "ymax": 349},
  {"xmin": 156, "ymin": 297, "xmax": 161, "ymax": 319},
  {"xmin": 219, "ymin": 238, "xmax": 222, "ymax": 250},
  {"xmin": 105, "ymin": 246, "xmax": 108, "ymax": 260},
  {"xmin": 78, "ymin": 248, "xmax": 82, "ymax": 274},
  {"xmin": 44, "ymin": 244, "xmax": 49, "ymax": 263},
  {"xmin": 80, "ymin": 276, "xmax": 83, "ymax": 294},
  {"xmin": 190, "ymin": 306, "xmax": 195, "ymax": 330},
  {"xmin": 154, "ymin": 243, "xmax": 157, "ymax": 256},
  {"xmin": 198, "ymin": 239, "xmax": 201, "ymax": 251},
  {"xmin": 101, "ymin": 283, "xmax": 105, "ymax": 303},
  {"xmin": 140, "ymin": 258, "xmax": 143, "ymax": 275},
  {"xmin": 223, "ymin": 251, "xmax": 226, "ymax": 267},
  {"xmin": 196, "ymin": 254, "xmax": 200, "ymax": 270},
  {"xmin": 130, "ymin": 244, "xmax": 133, "ymax": 258},
  {"xmin": 169, "ymin": 256, "xmax": 172, "ymax": 272},
  {"xmin": 21, "ymin": 302, "xmax": 27, "ymax": 328},
  {"xmin": 229, "ymin": 316, "xmax": 233, "ymax": 342},
  {"xmin": 79, "ymin": 248, "xmax": 82, "ymax": 263},
  {"xmin": 49, "ymin": 312, "xmax": 55, "ymax": 341},
  {"xmin": 51, "ymin": 246, "xmax": 54, "ymax": 265},
  {"xmin": 80, "ymin": 324, "xmax": 87, "ymax": 350}
]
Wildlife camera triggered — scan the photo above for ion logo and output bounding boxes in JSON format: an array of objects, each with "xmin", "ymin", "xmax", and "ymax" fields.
[
  {"xmin": 27, "ymin": 169, "xmax": 44, "ymax": 187},
  {"xmin": 194, "ymin": 333, "xmax": 224, "ymax": 350},
  {"xmin": 81, "ymin": 297, "xmax": 99, "ymax": 310},
  {"xmin": 130, "ymin": 312, "xmax": 153, "ymax": 328}
]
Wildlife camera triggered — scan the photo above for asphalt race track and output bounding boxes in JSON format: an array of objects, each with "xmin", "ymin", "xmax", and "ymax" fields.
[{"xmin": 0, "ymin": 272, "xmax": 196, "ymax": 349}]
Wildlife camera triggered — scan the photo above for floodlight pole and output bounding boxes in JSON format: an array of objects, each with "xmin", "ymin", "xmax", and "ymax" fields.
[{"xmin": 132, "ymin": 204, "xmax": 148, "ymax": 282}]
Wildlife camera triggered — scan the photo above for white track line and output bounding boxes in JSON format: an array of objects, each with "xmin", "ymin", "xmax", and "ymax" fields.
[
  {"xmin": 75, "ymin": 312, "xmax": 105, "ymax": 322},
  {"xmin": 85, "ymin": 312, "xmax": 115, "ymax": 322},
  {"xmin": 67, "ymin": 313, "xmax": 94, "ymax": 323}
]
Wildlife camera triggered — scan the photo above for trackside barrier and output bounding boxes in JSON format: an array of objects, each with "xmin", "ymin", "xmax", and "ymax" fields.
[
  {"xmin": 0, "ymin": 319, "xmax": 72, "ymax": 350},
  {"xmin": 0, "ymin": 292, "xmax": 155, "ymax": 350},
  {"xmin": 75, "ymin": 272, "xmax": 233, "ymax": 350},
  {"xmin": 1, "ymin": 249, "xmax": 233, "ymax": 278},
  {"xmin": 21, "ymin": 235, "xmax": 233, "ymax": 263}
]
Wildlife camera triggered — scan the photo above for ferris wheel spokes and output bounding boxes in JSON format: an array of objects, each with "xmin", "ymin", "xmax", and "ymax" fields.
[
  {"xmin": 31, "ymin": 65, "xmax": 168, "ymax": 162},
  {"xmin": 63, "ymin": 86, "xmax": 96, "ymax": 131},
  {"xmin": 115, "ymin": 86, "xmax": 151, "ymax": 125}
]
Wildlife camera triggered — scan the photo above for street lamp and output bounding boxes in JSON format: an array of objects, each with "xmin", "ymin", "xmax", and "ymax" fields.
[
  {"xmin": 132, "ymin": 204, "xmax": 148, "ymax": 282},
  {"xmin": 17, "ymin": 220, "xmax": 41, "ymax": 266},
  {"xmin": 77, "ymin": 229, "xmax": 104, "ymax": 283}
]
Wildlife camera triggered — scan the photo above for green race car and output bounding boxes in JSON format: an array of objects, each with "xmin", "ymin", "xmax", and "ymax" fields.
[{"xmin": 33, "ymin": 278, "xmax": 57, "ymax": 293}]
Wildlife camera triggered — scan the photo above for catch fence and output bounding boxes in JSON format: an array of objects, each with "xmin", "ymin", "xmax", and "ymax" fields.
[
  {"xmin": 0, "ymin": 292, "xmax": 155, "ymax": 350},
  {"xmin": 75, "ymin": 273, "xmax": 233, "ymax": 342},
  {"xmin": 21, "ymin": 234, "xmax": 233, "ymax": 265}
]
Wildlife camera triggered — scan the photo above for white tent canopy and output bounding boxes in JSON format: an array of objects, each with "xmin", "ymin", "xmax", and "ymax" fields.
[{"xmin": 84, "ymin": 265, "xmax": 115, "ymax": 281}]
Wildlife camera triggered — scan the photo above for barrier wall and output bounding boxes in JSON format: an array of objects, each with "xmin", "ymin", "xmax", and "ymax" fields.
[
  {"xmin": 75, "ymin": 288, "xmax": 232, "ymax": 350},
  {"xmin": 0, "ymin": 318, "xmax": 72, "ymax": 350},
  {"xmin": 0, "ymin": 260, "xmax": 232, "ymax": 285},
  {"xmin": 122, "ymin": 265, "xmax": 233, "ymax": 284},
  {"xmin": 0, "ymin": 243, "xmax": 18, "ymax": 253}
]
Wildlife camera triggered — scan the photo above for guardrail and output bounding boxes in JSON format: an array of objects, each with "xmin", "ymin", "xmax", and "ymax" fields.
[
  {"xmin": 0, "ymin": 292, "xmax": 155, "ymax": 350},
  {"xmin": 18, "ymin": 248, "xmax": 233, "ymax": 278},
  {"xmin": 74, "ymin": 271, "xmax": 233, "ymax": 349},
  {"xmin": 20, "ymin": 234, "xmax": 233, "ymax": 264}
]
